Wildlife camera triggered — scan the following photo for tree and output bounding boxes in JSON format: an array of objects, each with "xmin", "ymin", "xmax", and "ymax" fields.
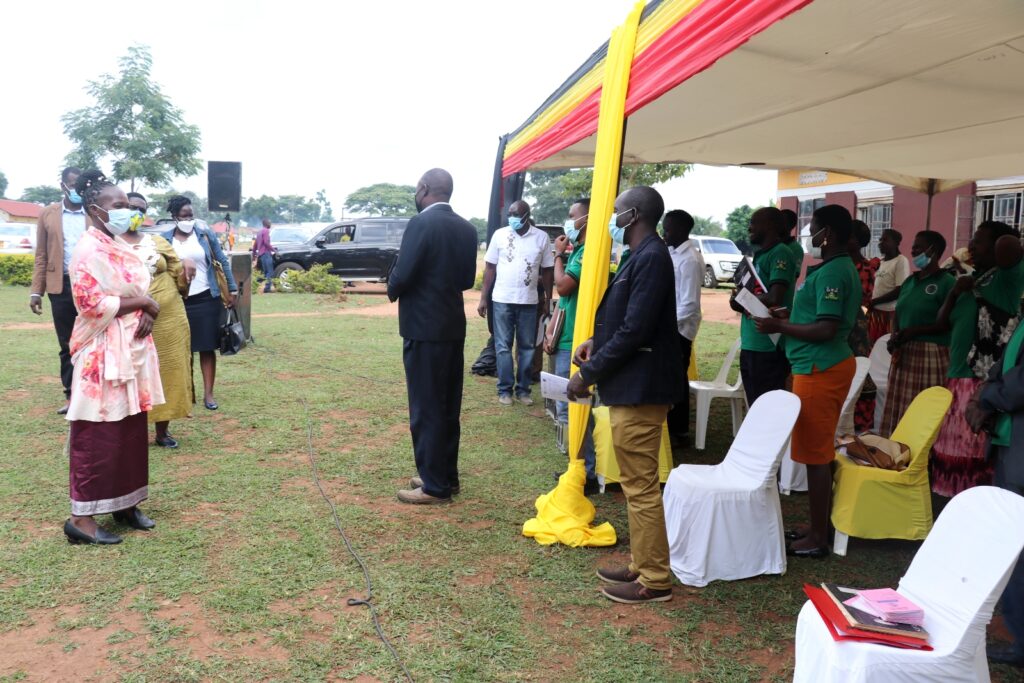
[
  {"xmin": 240, "ymin": 194, "xmax": 322, "ymax": 225},
  {"xmin": 468, "ymin": 217, "xmax": 488, "ymax": 243},
  {"xmin": 61, "ymin": 46, "xmax": 202, "ymax": 192},
  {"xmin": 691, "ymin": 215, "xmax": 724, "ymax": 237},
  {"xmin": 315, "ymin": 189, "xmax": 335, "ymax": 222},
  {"xmin": 343, "ymin": 183, "xmax": 417, "ymax": 217},
  {"xmin": 524, "ymin": 163, "xmax": 690, "ymax": 224},
  {"xmin": 0, "ymin": 171, "xmax": 7, "ymax": 198},
  {"xmin": 19, "ymin": 186, "xmax": 64, "ymax": 206},
  {"xmin": 725, "ymin": 204, "xmax": 756, "ymax": 253}
]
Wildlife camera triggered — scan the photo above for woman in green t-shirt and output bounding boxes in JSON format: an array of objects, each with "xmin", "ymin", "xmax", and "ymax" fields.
[
  {"xmin": 932, "ymin": 222, "xmax": 1024, "ymax": 497},
  {"xmin": 755, "ymin": 205, "xmax": 860, "ymax": 558},
  {"xmin": 879, "ymin": 231, "xmax": 955, "ymax": 436}
]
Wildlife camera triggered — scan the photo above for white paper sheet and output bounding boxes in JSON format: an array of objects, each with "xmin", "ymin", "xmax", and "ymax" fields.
[
  {"xmin": 735, "ymin": 288, "xmax": 781, "ymax": 345},
  {"xmin": 540, "ymin": 372, "xmax": 592, "ymax": 405}
]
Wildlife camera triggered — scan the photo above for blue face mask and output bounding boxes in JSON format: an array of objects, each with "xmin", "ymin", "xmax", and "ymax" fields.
[
  {"xmin": 509, "ymin": 216, "xmax": 524, "ymax": 230},
  {"xmin": 563, "ymin": 218, "xmax": 582, "ymax": 243},
  {"xmin": 97, "ymin": 207, "xmax": 135, "ymax": 235},
  {"xmin": 65, "ymin": 186, "xmax": 82, "ymax": 204},
  {"xmin": 913, "ymin": 251, "xmax": 931, "ymax": 270},
  {"xmin": 608, "ymin": 208, "xmax": 634, "ymax": 245}
]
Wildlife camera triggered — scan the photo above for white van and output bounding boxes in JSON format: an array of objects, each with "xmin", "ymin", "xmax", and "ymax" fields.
[{"xmin": 691, "ymin": 235, "xmax": 744, "ymax": 288}]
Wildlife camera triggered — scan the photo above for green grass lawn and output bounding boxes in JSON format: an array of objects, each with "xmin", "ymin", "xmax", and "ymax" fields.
[{"xmin": 0, "ymin": 285, "xmax": 1019, "ymax": 682}]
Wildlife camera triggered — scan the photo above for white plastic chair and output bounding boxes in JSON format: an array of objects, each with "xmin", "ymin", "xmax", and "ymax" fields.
[
  {"xmin": 663, "ymin": 390, "xmax": 800, "ymax": 587},
  {"xmin": 794, "ymin": 486, "xmax": 1024, "ymax": 682},
  {"xmin": 779, "ymin": 357, "xmax": 870, "ymax": 495},
  {"xmin": 869, "ymin": 334, "xmax": 892, "ymax": 434},
  {"xmin": 689, "ymin": 337, "xmax": 746, "ymax": 450}
]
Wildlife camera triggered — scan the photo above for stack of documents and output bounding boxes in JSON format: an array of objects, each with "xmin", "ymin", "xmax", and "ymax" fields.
[{"xmin": 847, "ymin": 588, "xmax": 925, "ymax": 626}]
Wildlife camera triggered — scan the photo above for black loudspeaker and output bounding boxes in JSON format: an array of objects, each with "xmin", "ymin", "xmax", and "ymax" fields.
[{"xmin": 207, "ymin": 161, "xmax": 242, "ymax": 212}]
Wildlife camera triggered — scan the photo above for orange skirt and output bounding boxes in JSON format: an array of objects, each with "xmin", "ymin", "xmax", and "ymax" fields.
[{"xmin": 791, "ymin": 356, "xmax": 856, "ymax": 465}]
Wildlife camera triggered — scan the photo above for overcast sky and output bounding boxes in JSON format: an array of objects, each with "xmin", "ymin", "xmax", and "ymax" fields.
[{"xmin": 2, "ymin": 0, "xmax": 776, "ymax": 225}]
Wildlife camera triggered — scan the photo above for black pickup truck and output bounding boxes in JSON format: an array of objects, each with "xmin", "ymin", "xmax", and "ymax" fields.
[{"xmin": 271, "ymin": 217, "xmax": 410, "ymax": 285}]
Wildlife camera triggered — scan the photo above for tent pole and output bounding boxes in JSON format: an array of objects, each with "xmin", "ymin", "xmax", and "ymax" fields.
[
  {"xmin": 614, "ymin": 117, "xmax": 629, "ymax": 196},
  {"xmin": 925, "ymin": 178, "xmax": 937, "ymax": 231}
]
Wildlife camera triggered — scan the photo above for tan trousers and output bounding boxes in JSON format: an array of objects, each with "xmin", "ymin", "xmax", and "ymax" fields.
[{"xmin": 609, "ymin": 404, "xmax": 672, "ymax": 590}]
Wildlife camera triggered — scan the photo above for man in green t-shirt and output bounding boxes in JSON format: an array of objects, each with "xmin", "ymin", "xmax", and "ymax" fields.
[
  {"xmin": 731, "ymin": 207, "xmax": 797, "ymax": 405},
  {"xmin": 549, "ymin": 198, "xmax": 598, "ymax": 494}
]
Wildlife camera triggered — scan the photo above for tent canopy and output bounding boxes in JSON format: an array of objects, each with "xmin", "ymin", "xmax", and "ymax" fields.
[{"xmin": 501, "ymin": 0, "xmax": 1024, "ymax": 193}]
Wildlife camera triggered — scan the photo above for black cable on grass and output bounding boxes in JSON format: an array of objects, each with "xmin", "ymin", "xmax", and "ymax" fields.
[{"xmin": 299, "ymin": 398, "xmax": 414, "ymax": 682}]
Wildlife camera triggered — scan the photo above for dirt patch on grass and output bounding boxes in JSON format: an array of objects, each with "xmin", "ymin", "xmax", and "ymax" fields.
[{"xmin": 0, "ymin": 322, "xmax": 51, "ymax": 331}]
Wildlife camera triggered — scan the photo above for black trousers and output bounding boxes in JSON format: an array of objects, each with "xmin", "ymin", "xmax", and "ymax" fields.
[
  {"xmin": 48, "ymin": 275, "xmax": 78, "ymax": 399},
  {"xmin": 739, "ymin": 347, "xmax": 790, "ymax": 407},
  {"xmin": 667, "ymin": 334, "xmax": 693, "ymax": 438},
  {"xmin": 403, "ymin": 338, "xmax": 464, "ymax": 498}
]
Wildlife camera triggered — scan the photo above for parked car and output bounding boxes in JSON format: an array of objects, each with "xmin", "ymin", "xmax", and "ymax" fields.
[
  {"xmin": 691, "ymin": 235, "xmax": 744, "ymax": 288},
  {"xmin": 0, "ymin": 222, "xmax": 36, "ymax": 254},
  {"xmin": 271, "ymin": 217, "xmax": 410, "ymax": 287}
]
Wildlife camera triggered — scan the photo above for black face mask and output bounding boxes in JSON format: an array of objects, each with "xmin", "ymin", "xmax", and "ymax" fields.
[{"xmin": 414, "ymin": 187, "xmax": 426, "ymax": 214}]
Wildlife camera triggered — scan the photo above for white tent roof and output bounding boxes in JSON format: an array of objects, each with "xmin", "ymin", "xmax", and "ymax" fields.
[{"xmin": 528, "ymin": 0, "xmax": 1024, "ymax": 193}]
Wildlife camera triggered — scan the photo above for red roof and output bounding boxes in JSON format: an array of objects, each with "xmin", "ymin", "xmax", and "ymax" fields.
[{"xmin": 0, "ymin": 199, "xmax": 43, "ymax": 219}]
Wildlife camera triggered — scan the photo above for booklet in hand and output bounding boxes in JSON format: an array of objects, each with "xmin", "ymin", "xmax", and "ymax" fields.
[{"xmin": 732, "ymin": 256, "xmax": 779, "ymax": 345}]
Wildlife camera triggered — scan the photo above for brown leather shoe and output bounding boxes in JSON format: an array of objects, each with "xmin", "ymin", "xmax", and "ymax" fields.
[
  {"xmin": 409, "ymin": 477, "xmax": 460, "ymax": 495},
  {"xmin": 396, "ymin": 487, "xmax": 452, "ymax": 505},
  {"xmin": 601, "ymin": 581, "xmax": 672, "ymax": 604},
  {"xmin": 596, "ymin": 566, "xmax": 641, "ymax": 584}
]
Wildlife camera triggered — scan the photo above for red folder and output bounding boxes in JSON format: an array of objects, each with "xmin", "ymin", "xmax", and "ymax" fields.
[{"xmin": 803, "ymin": 584, "xmax": 934, "ymax": 651}]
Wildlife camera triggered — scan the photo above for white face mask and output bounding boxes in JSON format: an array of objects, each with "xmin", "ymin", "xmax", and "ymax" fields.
[
  {"xmin": 808, "ymin": 228, "xmax": 826, "ymax": 259},
  {"xmin": 176, "ymin": 220, "xmax": 195, "ymax": 234}
]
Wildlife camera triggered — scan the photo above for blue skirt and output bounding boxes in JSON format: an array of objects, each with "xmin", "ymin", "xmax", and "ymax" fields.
[{"xmin": 184, "ymin": 290, "xmax": 224, "ymax": 352}]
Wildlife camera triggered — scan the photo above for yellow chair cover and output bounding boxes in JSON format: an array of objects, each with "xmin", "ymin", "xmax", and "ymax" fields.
[
  {"xmin": 592, "ymin": 406, "xmax": 674, "ymax": 485},
  {"xmin": 830, "ymin": 386, "xmax": 952, "ymax": 541},
  {"xmin": 522, "ymin": 459, "xmax": 617, "ymax": 547}
]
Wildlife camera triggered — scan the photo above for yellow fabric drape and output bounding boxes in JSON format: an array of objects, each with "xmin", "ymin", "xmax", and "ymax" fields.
[{"xmin": 523, "ymin": 1, "xmax": 646, "ymax": 548}]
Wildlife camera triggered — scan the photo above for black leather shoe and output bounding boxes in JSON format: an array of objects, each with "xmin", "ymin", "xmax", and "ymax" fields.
[
  {"xmin": 113, "ymin": 508, "xmax": 156, "ymax": 530},
  {"xmin": 988, "ymin": 646, "xmax": 1024, "ymax": 667},
  {"xmin": 64, "ymin": 519, "xmax": 122, "ymax": 545},
  {"xmin": 786, "ymin": 544, "xmax": 830, "ymax": 559},
  {"xmin": 155, "ymin": 435, "xmax": 178, "ymax": 449},
  {"xmin": 583, "ymin": 478, "xmax": 601, "ymax": 496},
  {"xmin": 785, "ymin": 529, "xmax": 807, "ymax": 541},
  {"xmin": 204, "ymin": 400, "xmax": 218, "ymax": 410}
]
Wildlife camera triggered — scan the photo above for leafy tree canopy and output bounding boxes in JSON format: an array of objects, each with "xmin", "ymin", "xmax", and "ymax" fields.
[
  {"xmin": 725, "ymin": 204, "xmax": 756, "ymax": 253},
  {"xmin": 240, "ymin": 194, "xmax": 322, "ymax": 225},
  {"xmin": 691, "ymin": 215, "xmax": 724, "ymax": 237},
  {"xmin": 315, "ymin": 189, "xmax": 334, "ymax": 222},
  {"xmin": 0, "ymin": 171, "xmax": 7, "ymax": 199},
  {"xmin": 19, "ymin": 186, "xmax": 64, "ymax": 206},
  {"xmin": 468, "ymin": 217, "xmax": 488, "ymax": 243},
  {"xmin": 343, "ymin": 183, "xmax": 417, "ymax": 217},
  {"xmin": 524, "ymin": 163, "xmax": 690, "ymax": 224},
  {"xmin": 62, "ymin": 46, "xmax": 202, "ymax": 192}
]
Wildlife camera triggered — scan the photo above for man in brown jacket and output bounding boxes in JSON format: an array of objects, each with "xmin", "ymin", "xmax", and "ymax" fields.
[{"xmin": 29, "ymin": 167, "xmax": 89, "ymax": 414}]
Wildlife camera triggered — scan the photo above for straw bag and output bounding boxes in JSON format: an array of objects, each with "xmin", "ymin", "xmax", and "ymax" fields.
[{"xmin": 837, "ymin": 433, "xmax": 911, "ymax": 471}]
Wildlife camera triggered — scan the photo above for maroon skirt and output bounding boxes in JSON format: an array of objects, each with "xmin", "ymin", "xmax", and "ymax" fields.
[{"xmin": 69, "ymin": 412, "xmax": 149, "ymax": 516}]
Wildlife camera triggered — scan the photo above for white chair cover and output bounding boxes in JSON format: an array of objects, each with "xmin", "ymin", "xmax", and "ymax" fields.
[
  {"xmin": 793, "ymin": 486, "xmax": 1024, "ymax": 682},
  {"xmin": 869, "ymin": 334, "xmax": 892, "ymax": 434},
  {"xmin": 663, "ymin": 390, "xmax": 800, "ymax": 587},
  {"xmin": 779, "ymin": 357, "xmax": 870, "ymax": 495}
]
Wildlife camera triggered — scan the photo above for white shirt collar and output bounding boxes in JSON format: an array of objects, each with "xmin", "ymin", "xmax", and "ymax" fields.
[
  {"xmin": 420, "ymin": 201, "xmax": 450, "ymax": 213},
  {"xmin": 62, "ymin": 201, "xmax": 85, "ymax": 215},
  {"xmin": 670, "ymin": 239, "xmax": 696, "ymax": 255}
]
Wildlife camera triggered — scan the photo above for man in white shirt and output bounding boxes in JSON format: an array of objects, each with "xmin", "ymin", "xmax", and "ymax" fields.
[
  {"xmin": 663, "ymin": 210, "xmax": 703, "ymax": 444},
  {"xmin": 478, "ymin": 200, "xmax": 555, "ymax": 405}
]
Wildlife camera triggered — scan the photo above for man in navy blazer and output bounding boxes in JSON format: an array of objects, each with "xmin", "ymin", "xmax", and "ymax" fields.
[
  {"xmin": 388, "ymin": 169, "xmax": 478, "ymax": 505},
  {"xmin": 568, "ymin": 186, "xmax": 685, "ymax": 604}
]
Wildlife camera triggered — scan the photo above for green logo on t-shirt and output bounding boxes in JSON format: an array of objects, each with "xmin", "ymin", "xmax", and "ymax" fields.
[{"xmin": 824, "ymin": 286, "xmax": 840, "ymax": 301}]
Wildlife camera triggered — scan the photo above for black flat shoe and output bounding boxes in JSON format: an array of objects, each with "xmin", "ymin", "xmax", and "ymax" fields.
[
  {"xmin": 155, "ymin": 435, "xmax": 178, "ymax": 449},
  {"xmin": 204, "ymin": 400, "xmax": 218, "ymax": 410},
  {"xmin": 786, "ymin": 544, "xmax": 830, "ymax": 559},
  {"xmin": 64, "ymin": 519, "xmax": 122, "ymax": 545},
  {"xmin": 113, "ymin": 508, "xmax": 155, "ymax": 530}
]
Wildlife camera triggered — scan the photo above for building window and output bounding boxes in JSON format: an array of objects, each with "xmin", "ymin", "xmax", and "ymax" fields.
[
  {"xmin": 797, "ymin": 198, "xmax": 825, "ymax": 233},
  {"xmin": 857, "ymin": 203, "xmax": 892, "ymax": 259}
]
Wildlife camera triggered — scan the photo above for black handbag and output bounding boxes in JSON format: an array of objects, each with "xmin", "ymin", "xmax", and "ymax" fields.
[{"xmin": 219, "ymin": 307, "xmax": 246, "ymax": 356}]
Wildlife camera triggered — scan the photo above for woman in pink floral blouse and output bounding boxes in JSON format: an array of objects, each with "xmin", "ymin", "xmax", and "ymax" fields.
[{"xmin": 63, "ymin": 170, "xmax": 165, "ymax": 545}]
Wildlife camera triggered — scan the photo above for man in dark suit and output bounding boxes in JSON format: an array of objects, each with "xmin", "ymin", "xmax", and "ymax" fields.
[
  {"xmin": 388, "ymin": 168, "xmax": 478, "ymax": 505},
  {"xmin": 29, "ymin": 167, "xmax": 89, "ymax": 414},
  {"xmin": 568, "ymin": 186, "xmax": 685, "ymax": 604}
]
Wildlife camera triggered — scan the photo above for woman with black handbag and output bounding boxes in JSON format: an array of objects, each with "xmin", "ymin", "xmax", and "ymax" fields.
[{"xmin": 162, "ymin": 196, "xmax": 237, "ymax": 411}]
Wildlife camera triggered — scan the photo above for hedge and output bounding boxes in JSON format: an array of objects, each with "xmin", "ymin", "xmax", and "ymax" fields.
[{"xmin": 0, "ymin": 254, "xmax": 34, "ymax": 287}]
